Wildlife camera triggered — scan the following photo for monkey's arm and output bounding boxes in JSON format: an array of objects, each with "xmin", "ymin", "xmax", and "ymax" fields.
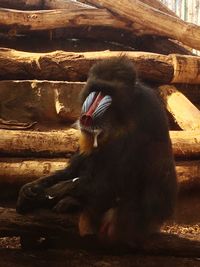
[
  {"xmin": 53, "ymin": 172, "xmax": 115, "ymax": 214},
  {"xmin": 16, "ymin": 153, "xmax": 85, "ymax": 213}
]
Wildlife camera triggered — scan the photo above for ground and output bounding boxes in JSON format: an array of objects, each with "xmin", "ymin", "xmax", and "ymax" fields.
[{"xmin": 0, "ymin": 193, "xmax": 199, "ymax": 267}]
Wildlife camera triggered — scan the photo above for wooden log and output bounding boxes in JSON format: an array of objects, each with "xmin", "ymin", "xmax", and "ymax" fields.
[
  {"xmin": 0, "ymin": 2, "xmax": 159, "ymax": 36},
  {"xmin": 1, "ymin": 49, "xmax": 200, "ymax": 83},
  {"xmin": 0, "ymin": 158, "xmax": 199, "ymax": 190},
  {"xmin": 43, "ymin": 0, "xmax": 94, "ymax": 9},
  {"xmin": 0, "ymin": 0, "xmax": 97, "ymax": 10},
  {"xmin": 170, "ymin": 131, "xmax": 200, "ymax": 159},
  {"xmin": 171, "ymin": 54, "xmax": 200, "ymax": 83},
  {"xmin": 0, "ymin": 80, "xmax": 83, "ymax": 125},
  {"xmin": 0, "ymin": 129, "xmax": 79, "ymax": 157},
  {"xmin": 85, "ymin": 0, "xmax": 200, "ymax": 51},
  {"xmin": 0, "ymin": 49, "xmax": 174, "ymax": 83},
  {"xmin": 138, "ymin": 0, "xmax": 177, "ymax": 17},
  {"xmin": 0, "ymin": 207, "xmax": 199, "ymax": 257},
  {"xmin": 0, "ymin": 7, "xmax": 131, "ymax": 32},
  {"xmin": 159, "ymin": 85, "xmax": 200, "ymax": 131},
  {"xmin": 81, "ymin": 0, "xmax": 177, "ymax": 17},
  {"xmin": 0, "ymin": 128, "xmax": 199, "ymax": 159},
  {"xmin": 0, "ymin": 158, "xmax": 68, "ymax": 185},
  {"xmin": 0, "ymin": 158, "xmax": 69, "ymax": 199},
  {"xmin": 176, "ymin": 160, "xmax": 200, "ymax": 191}
]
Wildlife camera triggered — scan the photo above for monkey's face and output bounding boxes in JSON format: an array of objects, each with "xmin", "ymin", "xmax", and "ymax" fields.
[
  {"xmin": 79, "ymin": 91, "xmax": 112, "ymax": 147},
  {"xmin": 79, "ymin": 57, "xmax": 137, "ymax": 150}
]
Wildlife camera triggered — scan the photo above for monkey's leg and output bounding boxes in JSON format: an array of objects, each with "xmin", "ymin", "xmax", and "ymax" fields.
[{"xmin": 103, "ymin": 200, "xmax": 162, "ymax": 246}]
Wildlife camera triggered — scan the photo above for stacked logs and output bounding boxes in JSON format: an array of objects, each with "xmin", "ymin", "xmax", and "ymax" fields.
[{"xmin": 0, "ymin": 0, "xmax": 199, "ymax": 253}]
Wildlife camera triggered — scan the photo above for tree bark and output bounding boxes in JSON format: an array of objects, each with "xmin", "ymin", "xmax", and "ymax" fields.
[
  {"xmin": 0, "ymin": 0, "xmax": 98, "ymax": 10},
  {"xmin": 176, "ymin": 160, "xmax": 200, "ymax": 191},
  {"xmin": 81, "ymin": 0, "xmax": 177, "ymax": 17},
  {"xmin": 85, "ymin": 0, "xmax": 200, "ymax": 51},
  {"xmin": 0, "ymin": 158, "xmax": 68, "ymax": 185},
  {"xmin": 0, "ymin": 158, "xmax": 69, "ymax": 199},
  {"xmin": 44, "ymin": 0, "xmax": 94, "ymax": 9},
  {"xmin": 0, "ymin": 128, "xmax": 199, "ymax": 159},
  {"xmin": 0, "ymin": 49, "xmax": 173, "ymax": 83},
  {"xmin": 0, "ymin": 7, "xmax": 131, "ymax": 32},
  {"xmin": 1, "ymin": 48, "xmax": 200, "ymax": 83},
  {"xmin": 138, "ymin": 0, "xmax": 177, "ymax": 17},
  {"xmin": 0, "ymin": 129, "xmax": 79, "ymax": 157},
  {"xmin": 0, "ymin": 207, "xmax": 199, "ymax": 256},
  {"xmin": 0, "ymin": 158, "xmax": 199, "ymax": 190},
  {"xmin": 170, "ymin": 131, "xmax": 200, "ymax": 159},
  {"xmin": 159, "ymin": 85, "xmax": 200, "ymax": 131},
  {"xmin": 0, "ymin": 49, "xmax": 200, "ymax": 83},
  {"xmin": 0, "ymin": 3, "xmax": 162, "ymax": 36}
]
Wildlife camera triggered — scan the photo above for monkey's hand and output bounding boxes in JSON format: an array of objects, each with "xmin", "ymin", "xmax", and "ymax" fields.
[
  {"xmin": 53, "ymin": 196, "xmax": 82, "ymax": 213},
  {"xmin": 16, "ymin": 181, "xmax": 47, "ymax": 214}
]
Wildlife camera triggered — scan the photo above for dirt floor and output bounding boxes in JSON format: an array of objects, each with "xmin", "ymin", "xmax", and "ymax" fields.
[{"xmin": 0, "ymin": 193, "xmax": 200, "ymax": 267}]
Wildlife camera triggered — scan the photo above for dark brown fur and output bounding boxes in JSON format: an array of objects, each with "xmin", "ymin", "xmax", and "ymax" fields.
[{"xmin": 17, "ymin": 56, "xmax": 177, "ymax": 245}]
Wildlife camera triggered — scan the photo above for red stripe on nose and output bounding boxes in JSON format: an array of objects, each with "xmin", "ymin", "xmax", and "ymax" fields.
[
  {"xmin": 80, "ymin": 92, "xmax": 105, "ymax": 127},
  {"xmin": 85, "ymin": 92, "xmax": 104, "ymax": 117}
]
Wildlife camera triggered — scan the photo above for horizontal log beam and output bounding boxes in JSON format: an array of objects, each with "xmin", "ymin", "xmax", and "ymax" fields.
[
  {"xmin": 0, "ymin": 128, "xmax": 79, "ymax": 157},
  {"xmin": 0, "ymin": 0, "xmax": 176, "ymax": 14},
  {"xmin": 1, "ymin": 49, "xmax": 200, "ymax": 83},
  {"xmin": 0, "ymin": 7, "xmax": 131, "ymax": 32},
  {"xmin": 0, "ymin": 49, "xmax": 173, "ymax": 82},
  {"xmin": 0, "ymin": 2, "xmax": 160, "ymax": 36},
  {"xmin": 0, "ymin": 128, "xmax": 199, "ymax": 159},
  {"xmin": 170, "ymin": 131, "xmax": 200, "ymax": 159},
  {"xmin": 0, "ymin": 0, "xmax": 99, "ymax": 10},
  {"xmin": 0, "ymin": 158, "xmax": 199, "ymax": 190},
  {"xmin": 0, "ymin": 207, "xmax": 199, "ymax": 256},
  {"xmin": 0, "ymin": 158, "xmax": 68, "ymax": 185},
  {"xmin": 176, "ymin": 160, "xmax": 200, "ymax": 191},
  {"xmin": 0, "ymin": 158, "xmax": 69, "ymax": 199},
  {"xmin": 85, "ymin": 0, "xmax": 200, "ymax": 51}
]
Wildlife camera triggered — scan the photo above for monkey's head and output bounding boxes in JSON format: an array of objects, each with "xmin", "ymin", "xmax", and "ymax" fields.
[{"xmin": 79, "ymin": 56, "xmax": 137, "ymax": 151}]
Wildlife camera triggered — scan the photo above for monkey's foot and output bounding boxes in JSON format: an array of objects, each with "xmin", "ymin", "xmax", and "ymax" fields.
[{"xmin": 99, "ymin": 208, "xmax": 118, "ymax": 243}]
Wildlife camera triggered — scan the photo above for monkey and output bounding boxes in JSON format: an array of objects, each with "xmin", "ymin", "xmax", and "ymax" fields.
[{"xmin": 16, "ymin": 56, "xmax": 177, "ymax": 246}]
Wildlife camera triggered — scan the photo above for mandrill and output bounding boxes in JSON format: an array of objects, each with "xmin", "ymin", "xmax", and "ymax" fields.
[{"xmin": 17, "ymin": 56, "xmax": 177, "ymax": 245}]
